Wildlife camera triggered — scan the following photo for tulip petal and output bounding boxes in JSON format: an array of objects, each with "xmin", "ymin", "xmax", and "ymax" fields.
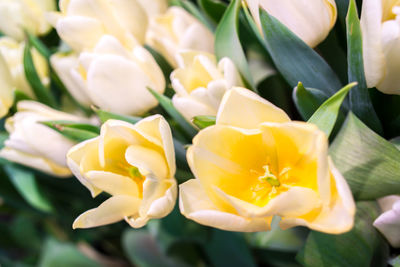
[
  {"xmin": 0, "ymin": 52, "xmax": 14, "ymax": 117},
  {"xmin": 125, "ymin": 145, "xmax": 168, "ymax": 178},
  {"xmin": 373, "ymin": 199, "xmax": 400, "ymax": 248},
  {"xmin": 378, "ymin": 195, "xmax": 400, "ymax": 213},
  {"xmin": 217, "ymin": 87, "xmax": 290, "ymax": 129},
  {"xmin": 172, "ymin": 95, "xmax": 217, "ymax": 122},
  {"xmin": 179, "ymin": 179, "xmax": 271, "ymax": 232},
  {"xmin": 73, "ymin": 195, "xmax": 141, "ymax": 229}
]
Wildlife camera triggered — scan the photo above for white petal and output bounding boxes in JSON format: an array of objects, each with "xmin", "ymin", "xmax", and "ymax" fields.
[{"xmin": 373, "ymin": 199, "xmax": 400, "ymax": 248}]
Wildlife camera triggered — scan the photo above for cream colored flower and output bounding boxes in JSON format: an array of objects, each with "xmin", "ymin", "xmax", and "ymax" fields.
[
  {"xmin": 50, "ymin": 35, "xmax": 165, "ymax": 115},
  {"xmin": 171, "ymin": 50, "xmax": 242, "ymax": 123},
  {"xmin": 373, "ymin": 195, "xmax": 400, "ymax": 247},
  {"xmin": 146, "ymin": 6, "xmax": 215, "ymax": 67},
  {"xmin": 0, "ymin": 0, "xmax": 55, "ymax": 40},
  {"xmin": 0, "ymin": 101, "xmax": 89, "ymax": 177},
  {"xmin": 137, "ymin": 0, "xmax": 168, "ymax": 18},
  {"xmin": 246, "ymin": 0, "xmax": 337, "ymax": 47},
  {"xmin": 0, "ymin": 51, "xmax": 14, "ymax": 118},
  {"xmin": 361, "ymin": 0, "xmax": 400, "ymax": 94},
  {"xmin": 67, "ymin": 115, "xmax": 177, "ymax": 229},
  {"xmin": 179, "ymin": 87, "xmax": 355, "ymax": 233},
  {"xmin": 0, "ymin": 36, "xmax": 49, "ymax": 98},
  {"xmin": 47, "ymin": 0, "xmax": 149, "ymax": 52}
]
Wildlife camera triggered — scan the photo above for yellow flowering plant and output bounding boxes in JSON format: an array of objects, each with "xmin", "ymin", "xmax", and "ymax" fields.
[{"xmin": 0, "ymin": 0, "xmax": 399, "ymax": 266}]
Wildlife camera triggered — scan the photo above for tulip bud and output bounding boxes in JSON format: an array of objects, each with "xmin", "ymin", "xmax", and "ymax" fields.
[
  {"xmin": 245, "ymin": 0, "xmax": 337, "ymax": 47},
  {"xmin": 67, "ymin": 116, "xmax": 177, "ymax": 229},
  {"xmin": 47, "ymin": 0, "xmax": 149, "ymax": 52},
  {"xmin": 171, "ymin": 50, "xmax": 242, "ymax": 122},
  {"xmin": 0, "ymin": 101, "xmax": 90, "ymax": 177},
  {"xmin": 146, "ymin": 6, "xmax": 215, "ymax": 67},
  {"xmin": 0, "ymin": 0, "xmax": 55, "ymax": 40},
  {"xmin": 373, "ymin": 195, "xmax": 400, "ymax": 247},
  {"xmin": 51, "ymin": 35, "xmax": 165, "ymax": 115},
  {"xmin": 361, "ymin": 0, "xmax": 400, "ymax": 95}
]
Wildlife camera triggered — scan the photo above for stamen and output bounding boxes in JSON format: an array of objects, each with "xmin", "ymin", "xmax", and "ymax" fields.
[{"xmin": 258, "ymin": 165, "xmax": 280, "ymax": 187}]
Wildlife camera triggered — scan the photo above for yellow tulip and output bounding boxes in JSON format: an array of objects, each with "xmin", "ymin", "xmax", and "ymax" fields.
[
  {"xmin": 0, "ymin": 51, "xmax": 14, "ymax": 118},
  {"xmin": 180, "ymin": 87, "xmax": 355, "ymax": 233},
  {"xmin": 0, "ymin": 37, "xmax": 49, "ymax": 99},
  {"xmin": 171, "ymin": 50, "xmax": 242, "ymax": 123},
  {"xmin": 246, "ymin": 0, "xmax": 337, "ymax": 47},
  {"xmin": 361, "ymin": 0, "xmax": 400, "ymax": 94},
  {"xmin": 146, "ymin": 7, "xmax": 215, "ymax": 67},
  {"xmin": 0, "ymin": 0, "xmax": 55, "ymax": 40},
  {"xmin": 0, "ymin": 101, "xmax": 90, "ymax": 177},
  {"xmin": 67, "ymin": 115, "xmax": 177, "ymax": 229}
]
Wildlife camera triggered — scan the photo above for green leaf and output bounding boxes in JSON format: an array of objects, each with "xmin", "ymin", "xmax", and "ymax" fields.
[
  {"xmin": 330, "ymin": 112, "xmax": 400, "ymax": 200},
  {"xmin": 391, "ymin": 137, "xmax": 400, "ymax": 150},
  {"xmin": 297, "ymin": 201, "xmax": 389, "ymax": 267},
  {"xmin": 198, "ymin": 0, "xmax": 227, "ymax": 24},
  {"xmin": 41, "ymin": 121, "xmax": 99, "ymax": 142},
  {"xmin": 122, "ymin": 229, "xmax": 188, "ymax": 267},
  {"xmin": 23, "ymin": 40, "xmax": 57, "ymax": 107},
  {"xmin": 293, "ymin": 82, "xmax": 329, "ymax": 120},
  {"xmin": 215, "ymin": 0, "xmax": 256, "ymax": 91},
  {"xmin": 145, "ymin": 45, "xmax": 174, "ymax": 84},
  {"xmin": 4, "ymin": 165, "xmax": 53, "ymax": 212},
  {"xmin": 258, "ymin": 9, "xmax": 342, "ymax": 95},
  {"xmin": 39, "ymin": 238, "xmax": 100, "ymax": 267},
  {"xmin": 390, "ymin": 256, "xmax": 400, "ymax": 267},
  {"xmin": 192, "ymin": 115, "xmax": 216, "ymax": 129},
  {"xmin": 93, "ymin": 107, "xmax": 141, "ymax": 125},
  {"xmin": 204, "ymin": 230, "xmax": 257, "ymax": 267},
  {"xmin": 308, "ymin": 82, "xmax": 356, "ymax": 137},
  {"xmin": 178, "ymin": 0, "xmax": 214, "ymax": 31},
  {"xmin": 148, "ymin": 88, "xmax": 197, "ymax": 139},
  {"xmin": 26, "ymin": 31, "xmax": 51, "ymax": 59},
  {"xmin": 346, "ymin": 0, "xmax": 382, "ymax": 134}
]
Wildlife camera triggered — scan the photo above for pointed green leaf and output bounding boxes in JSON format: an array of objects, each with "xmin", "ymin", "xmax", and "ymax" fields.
[
  {"xmin": 198, "ymin": 0, "xmax": 227, "ymax": 24},
  {"xmin": 192, "ymin": 115, "xmax": 216, "ymax": 129},
  {"xmin": 26, "ymin": 31, "xmax": 51, "ymax": 59},
  {"xmin": 4, "ymin": 165, "xmax": 53, "ymax": 212},
  {"xmin": 308, "ymin": 82, "xmax": 356, "ymax": 137},
  {"xmin": 178, "ymin": 0, "xmax": 214, "ymax": 31},
  {"xmin": 258, "ymin": 9, "xmax": 342, "ymax": 95},
  {"xmin": 23, "ymin": 40, "xmax": 57, "ymax": 107},
  {"xmin": 94, "ymin": 108, "xmax": 141, "ymax": 125},
  {"xmin": 215, "ymin": 0, "xmax": 256, "ymax": 91},
  {"xmin": 293, "ymin": 82, "xmax": 329, "ymax": 120},
  {"xmin": 346, "ymin": 0, "xmax": 382, "ymax": 134},
  {"xmin": 297, "ymin": 201, "xmax": 389, "ymax": 267},
  {"xmin": 148, "ymin": 88, "xmax": 197, "ymax": 139},
  {"xmin": 41, "ymin": 121, "xmax": 99, "ymax": 142},
  {"xmin": 330, "ymin": 112, "xmax": 400, "ymax": 200}
]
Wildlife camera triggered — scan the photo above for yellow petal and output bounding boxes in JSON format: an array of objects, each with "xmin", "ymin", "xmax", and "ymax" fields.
[
  {"xmin": 217, "ymin": 87, "xmax": 290, "ymax": 129},
  {"xmin": 125, "ymin": 145, "xmax": 168, "ymax": 178},
  {"xmin": 85, "ymin": 170, "xmax": 140, "ymax": 196},
  {"xmin": 73, "ymin": 195, "xmax": 141, "ymax": 229},
  {"xmin": 0, "ymin": 52, "xmax": 14, "ymax": 118},
  {"xmin": 179, "ymin": 179, "xmax": 272, "ymax": 232}
]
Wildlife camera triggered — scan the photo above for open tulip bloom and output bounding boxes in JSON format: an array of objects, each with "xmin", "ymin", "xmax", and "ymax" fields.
[{"xmin": 1, "ymin": 0, "xmax": 400, "ymax": 266}]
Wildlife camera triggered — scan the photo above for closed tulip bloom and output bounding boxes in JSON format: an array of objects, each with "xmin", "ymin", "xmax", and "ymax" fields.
[
  {"xmin": 47, "ymin": 0, "xmax": 149, "ymax": 52},
  {"xmin": 146, "ymin": 7, "xmax": 215, "ymax": 67},
  {"xmin": 171, "ymin": 50, "xmax": 243, "ymax": 123},
  {"xmin": 361, "ymin": 0, "xmax": 400, "ymax": 94},
  {"xmin": 246, "ymin": 0, "xmax": 337, "ymax": 47},
  {"xmin": 0, "ymin": 52, "xmax": 14, "ymax": 118},
  {"xmin": 373, "ymin": 195, "xmax": 400, "ymax": 247},
  {"xmin": 51, "ymin": 35, "xmax": 165, "ymax": 115},
  {"xmin": 0, "ymin": 0, "xmax": 55, "ymax": 40},
  {"xmin": 67, "ymin": 116, "xmax": 177, "ymax": 229},
  {"xmin": 0, "ymin": 101, "xmax": 89, "ymax": 177},
  {"xmin": 0, "ymin": 37, "xmax": 49, "ymax": 98},
  {"xmin": 179, "ymin": 87, "xmax": 355, "ymax": 233}
]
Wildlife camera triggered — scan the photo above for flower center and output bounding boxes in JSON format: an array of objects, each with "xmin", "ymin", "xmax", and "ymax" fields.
[{"xmin": 258, "ymin": 165, "xmax": 280, "ymax": 187}]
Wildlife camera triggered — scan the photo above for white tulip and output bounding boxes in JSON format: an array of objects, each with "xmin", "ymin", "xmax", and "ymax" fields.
[
  {"xmin": 373, "ymin": 195, "xmax": 400, "ymax": 247},
  {"xmin": 0, "ymin": 52, "xmax": 14, "ymax": 118},
  {"xmin": 51, "ymin": 35, "xmax": 165, "ymax": 116},
  {"xmin": 0, "ymin": 101, "xmax": 90, "ymax": 177},
  {"xmin": 146, "ymin": 6, "xmax": 215, "ymax": 67},
  {"xmin": 361, "ymin": 0, "xmax": 400, "ymax": 94},
  {"xmin": 171, "ymin": 50, "xmax": 242, "ymax": 122},
  {"xmin": 246, "ymin": 0, "xmax": 337, "ymax": 47},
  {"xmin": 0, "ymin": 0, "xmax": 55, "ymax": 40}
]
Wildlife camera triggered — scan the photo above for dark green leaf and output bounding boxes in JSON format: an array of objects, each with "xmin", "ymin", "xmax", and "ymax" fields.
[
  {"xmin": 259, "ymin": 9, "xmax": 342, "ymax": 95},
  {"xmin": 178, "ymin": 0, "xmax": 214, "ymax": 31},
  {"xmin": 346, "ymin": 0, "xmax": 382, "ymax": 134},
  {"xmin": 330, "ymin": 113, "xmax": 400, "ymax": 200},
  {"xmin": 192, "ymin": 115, "xmax": 216, "ymax": 129},
  {"xmin": 297, "ymin": 202, "xmax": 389, "ymax": 267},
  {"xmin": 308, "ymin": 82, "xmax": 356, "ymax": 137},
  {"xmin": 198, "ymin": 0, "xmax": 227, "ymax": 24},
  {"xmin": 391, "ymin": 137, "xmax": 400, "ymax": 150},
  {"xmin": 41, "ymin": 121, "xmax": 99, "ymax": 142},
  {"xmin": 148, "ymin": 88, "xmax": 197, "ymax": 139},
  {"xmin": 4, "ymin": 165, "xmax": 53, "ymax": 212},
  {"xmin": 23, "ymin": 40, "xmax": 57, "ymax": 107},
  {"xmin": 93, "ymin": 107, "xmax": 142, "ymax": 125},
  {"xmin": 39, "ymin": 238, "xmax": 99, "ymax": 267},
  {"xmin": 293, "ymin": 82, "xmax": 329, "ymax": 120},
  {"xmin": 215, "ymin": 0, "xmax": 256, "ymax": 91},
  {"xmin": 26, "ymin": 31, "xmax": 51, "ymax": 59}
]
